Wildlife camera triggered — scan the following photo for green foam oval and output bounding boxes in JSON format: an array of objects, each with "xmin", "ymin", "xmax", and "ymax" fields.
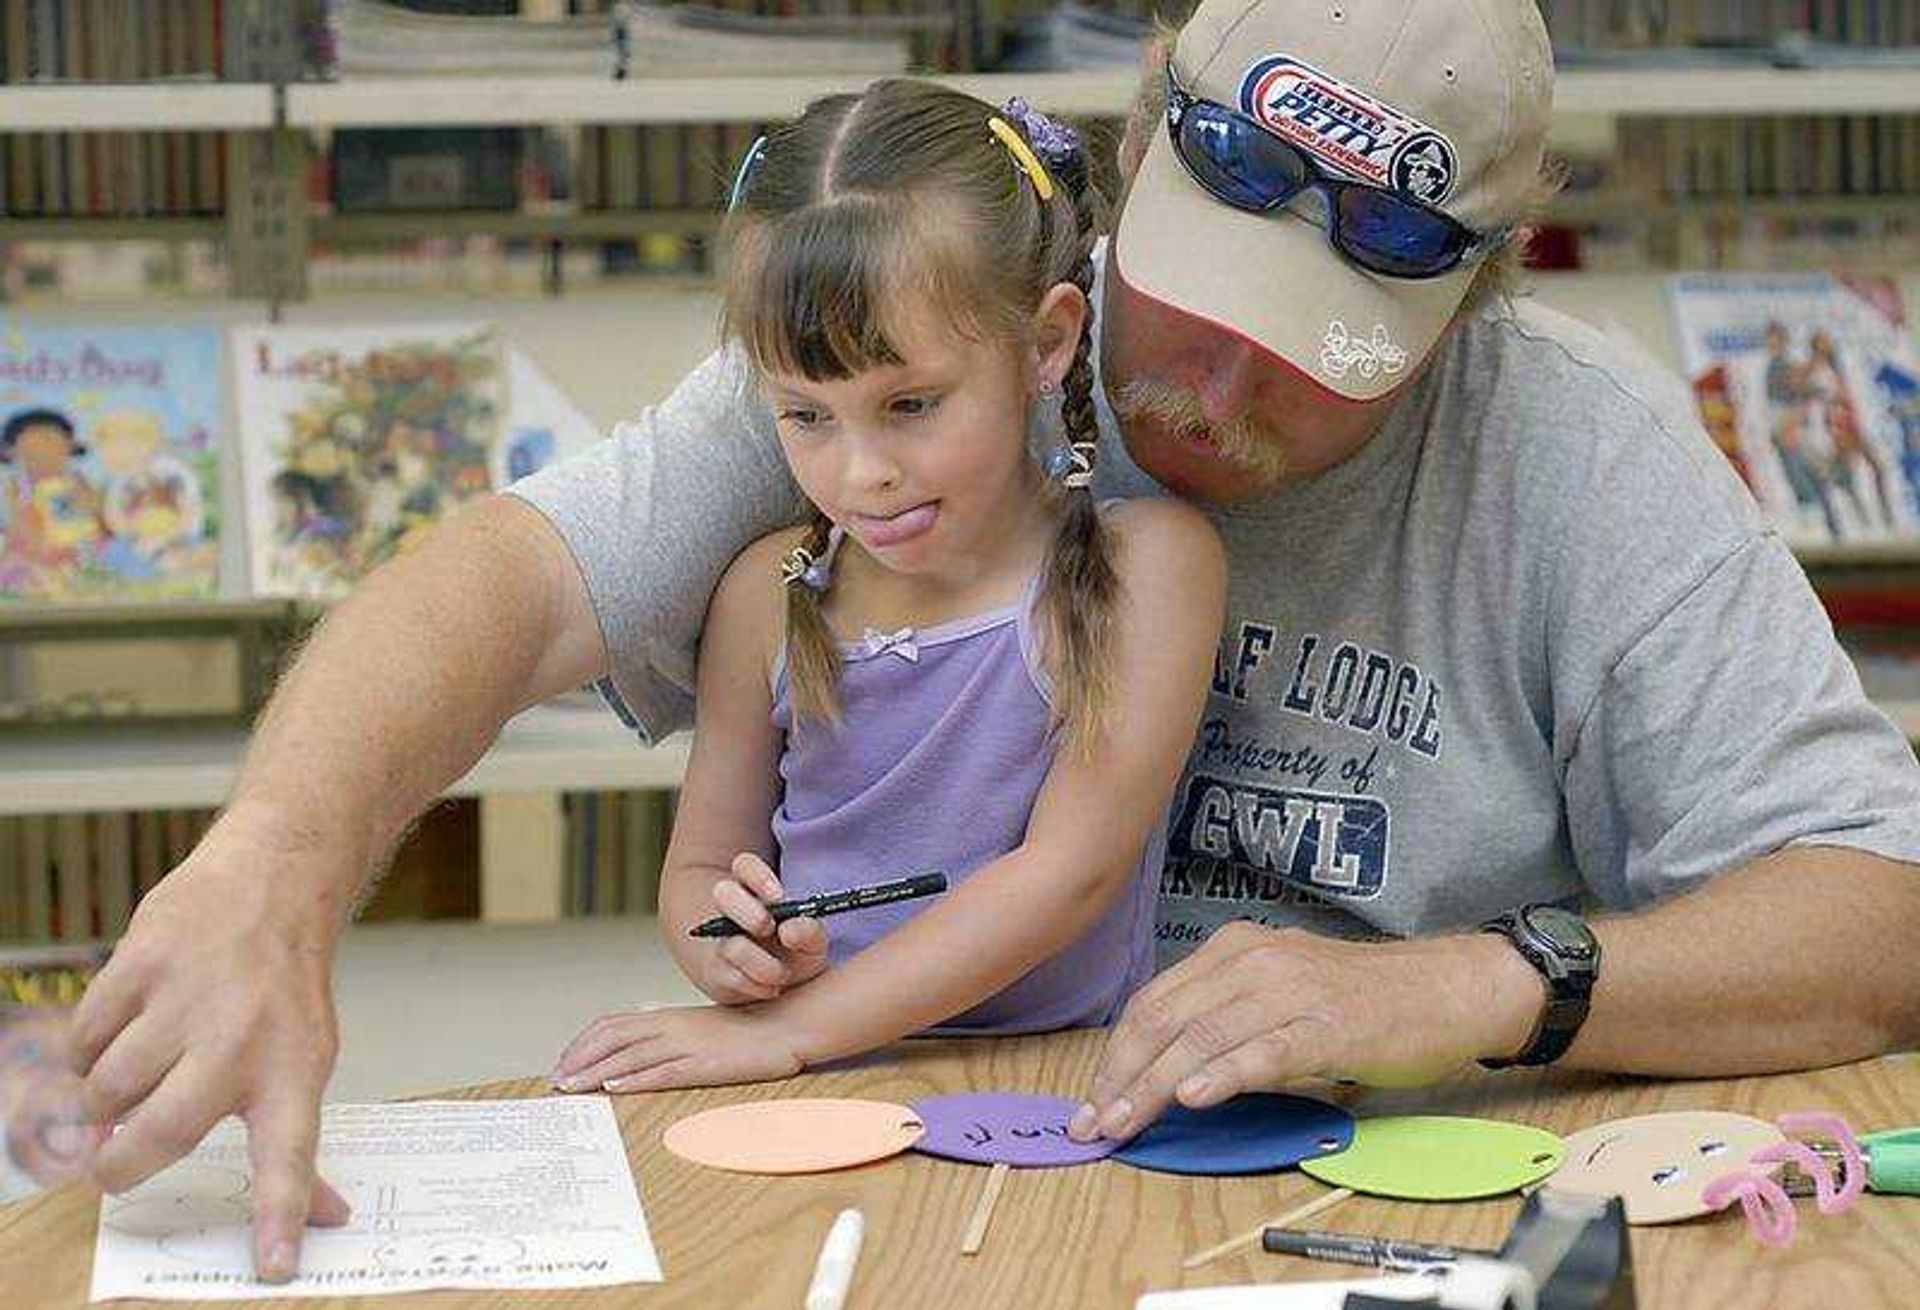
[{"xmin": 1300, "ymin": 1114, "xmax": 1565, "ymax": 1200}]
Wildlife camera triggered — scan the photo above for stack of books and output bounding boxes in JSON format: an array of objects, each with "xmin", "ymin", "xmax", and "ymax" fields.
[{"xmin": 324, "ymin": 0, "xmax": 935, "ymax": 81}]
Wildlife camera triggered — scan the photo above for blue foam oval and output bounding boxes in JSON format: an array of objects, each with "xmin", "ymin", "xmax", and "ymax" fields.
[{"xmin": 1112, "ymin": 1093, "xmax": 1355, "ymax": 1176}]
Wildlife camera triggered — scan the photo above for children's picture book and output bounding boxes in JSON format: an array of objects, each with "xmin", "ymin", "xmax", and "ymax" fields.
[
  {"xmin": 1668, "ymin": 273, "xmax": 1920, "ymax": 545},
  {"xmin": 0, "ymin": 321, "xmax": 224, "ymax": 603},
  {"xmin": 0, "ymin": 941, "xmax": 110, "ymax": 1009},
  {"xmin": 233, "ymin": 323, "xmax": 519, "ymax": 599}
]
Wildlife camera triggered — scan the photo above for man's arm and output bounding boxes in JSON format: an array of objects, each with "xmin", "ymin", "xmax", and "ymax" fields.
[
  {"xmin": 239, "ymin": 497, "xmax": 607, "ymax": 873},
  {"xmin": 1566, "ymin": 845, "xmax": 1920, "ymax": 1069},
  {"xmin": 1072, "ymin": 845, "xmax": 1920, "ymax": 1140},
  {"xmin": 68, "ymin": 337, "xmax": 791, "ymax": 1282},
  {"xmin": 68, "ymin": 496, "xmax": 606, "ymax": 1281}
]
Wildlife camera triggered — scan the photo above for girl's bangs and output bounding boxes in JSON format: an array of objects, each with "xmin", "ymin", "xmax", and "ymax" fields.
[{"xmin": 727, "ymin": 198, "xmax": 1001, "ymax": 381}]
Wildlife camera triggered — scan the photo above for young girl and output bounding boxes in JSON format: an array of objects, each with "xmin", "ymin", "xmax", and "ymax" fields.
[{"xmin": 551, "ymin": 80, "xmax": 1223, "ymax": 1094}]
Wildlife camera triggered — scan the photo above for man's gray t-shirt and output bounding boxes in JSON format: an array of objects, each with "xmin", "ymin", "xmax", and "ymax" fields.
[{"xmin": 511, "ymin": 278, "xmax": 1920, "ymax": 964}]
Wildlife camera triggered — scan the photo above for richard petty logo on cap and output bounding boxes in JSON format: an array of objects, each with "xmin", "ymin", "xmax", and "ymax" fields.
[{"xmin": 1238, "ymin": 55, "xmax": 1458, "ymax": 206}]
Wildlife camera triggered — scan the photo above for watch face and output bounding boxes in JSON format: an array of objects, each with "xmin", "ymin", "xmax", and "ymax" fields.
[{"xmin": 1523, "ymin": 905, "xmax": 1596, "ymax": 961}]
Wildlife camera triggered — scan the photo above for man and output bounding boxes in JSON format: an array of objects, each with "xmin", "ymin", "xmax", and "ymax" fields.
[{"xmin": 64, "ymin": 0, "xmax": 1920, "ymax": 1283}]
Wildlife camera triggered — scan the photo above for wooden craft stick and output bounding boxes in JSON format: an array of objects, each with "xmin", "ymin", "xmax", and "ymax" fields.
[
  {"xmin": 960, "ymin": 1162, "xmax": 1012, "ymax": 1256},
  {"xmin": 1180, "ymin": 1187, "xmax": 1356, "ymax": 1270}
]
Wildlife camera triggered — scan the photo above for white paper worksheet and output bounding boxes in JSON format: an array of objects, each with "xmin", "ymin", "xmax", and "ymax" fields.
[{"xmin": 91, "ymin": 1097, "xmax": 662, "ymax": 1302}]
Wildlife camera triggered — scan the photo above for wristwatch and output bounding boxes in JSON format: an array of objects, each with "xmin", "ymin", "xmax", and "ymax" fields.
[{"xmin": 1477, "ymin": 904, "xmax": 1601, "ymax": 1069}]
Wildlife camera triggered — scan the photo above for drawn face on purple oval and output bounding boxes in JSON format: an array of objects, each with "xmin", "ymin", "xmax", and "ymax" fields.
[
  {"xmin": 910, "ymin": 1093, "xmax": 1118, "ymax": 1168},
  {"xmin": 1555, "ymin": 1111, "xmax": 1785, "ymax": 1224}
]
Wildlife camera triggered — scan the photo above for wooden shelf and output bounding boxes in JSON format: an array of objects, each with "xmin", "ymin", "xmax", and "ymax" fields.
[
  {"xmin": 1549, "ymin": 191, "xmax": 1920, "ymax": 226},
  {"xmin": 1794, "ymin": 541, "xmax": 1920, "ymax": 570},
  {"xmin": 313, "ymin": 208, "xmax": 719, "ymax": 243},
  {"xmin": 0, "ymin": 217, "xmax": 226, "ymax": 243},
  {"xmin": 283, "ymin": 71, "xmax": 1139, "ymax": 128},
  {"xmin": 5, "ymin": 65, "xmax": 1920, "ymax": 136},
  {"xmin": 0, "ymin": 83, "xmax": 273, "ymax": 131},
  {"xmin": 1, "ymin": 192, "xmax": 1901, "ymax": 251},
  {"xmin": 280, "ymin": 66, "xmax": 1920, "ymax": 128},
  {"xmin": 0, "ymin": 701, "xmax": 688, "ymax": 817},
  {"xmin": 1554, "ymin": 66, "xmax": 1920, "ymax": 117}
]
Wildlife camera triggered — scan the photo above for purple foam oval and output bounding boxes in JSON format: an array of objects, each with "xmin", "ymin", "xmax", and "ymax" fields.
[{"xmin": 909, "ymin": 1092, "xmax": 1118, "ymax": 1168}]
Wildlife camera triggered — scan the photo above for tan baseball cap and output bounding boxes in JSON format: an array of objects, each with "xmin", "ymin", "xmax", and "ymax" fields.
[{"xmin": 1113, "ymin": 0, "xmax": 1553, "ymax": 401}]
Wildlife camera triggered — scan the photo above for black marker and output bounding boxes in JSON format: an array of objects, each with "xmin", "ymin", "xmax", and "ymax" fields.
[
  {"xmin": 688, "ymin": 872, "xmax": 948, "ymax": 938},
  {"xmin": 1260, "ymin": 1228, "xmax": 1496, "ymax": 1272}
]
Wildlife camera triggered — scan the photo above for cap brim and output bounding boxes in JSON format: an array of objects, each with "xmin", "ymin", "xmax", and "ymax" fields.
[{"xmin": 1115, "ymin": 128, "xmax": 1475, "ymax": 403}]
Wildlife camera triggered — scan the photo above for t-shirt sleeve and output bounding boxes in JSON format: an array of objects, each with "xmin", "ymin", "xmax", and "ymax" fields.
[
  {"xmin": 1563, "ymin": 532, "xmax": 1920, "ymax": 907},
  {"xmin": 506, "ymin": 342, "xmax": 801, "ymax": 742}
]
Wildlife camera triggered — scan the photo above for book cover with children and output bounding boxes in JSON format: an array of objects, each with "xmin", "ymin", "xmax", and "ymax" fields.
[
  {"xmin": 233, "ymin": 324, "xmax": 513, "ymax": 599},
  {"xmin": 1668, "ymin": 273, "xmax": 1920, "ymax": 545},
  {"xmin": 0, "ymin": 321, "xmax": 223, "ymax": 603}
]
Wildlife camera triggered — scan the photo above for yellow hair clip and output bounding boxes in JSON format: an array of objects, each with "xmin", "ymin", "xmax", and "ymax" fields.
[{"xmin": 987, "ymin": 115, "xmax": 1056, "ymax": 203}]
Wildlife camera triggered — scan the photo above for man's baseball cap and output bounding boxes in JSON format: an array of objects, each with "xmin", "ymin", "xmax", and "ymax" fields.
[{"xmin": 1113, "ymin": 0, "xmax": 1554, "ymax": 402}]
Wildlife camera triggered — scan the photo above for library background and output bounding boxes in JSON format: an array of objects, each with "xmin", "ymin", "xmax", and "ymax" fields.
[{"xmin": 1, "ymin": 0, "xmax": 1919, "ymax": 1078}]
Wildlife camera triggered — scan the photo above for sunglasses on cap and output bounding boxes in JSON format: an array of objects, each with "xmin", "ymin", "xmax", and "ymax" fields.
[{"xmin": 1163, "ymin": 65, "xmax": 1506, "ymax": 280}]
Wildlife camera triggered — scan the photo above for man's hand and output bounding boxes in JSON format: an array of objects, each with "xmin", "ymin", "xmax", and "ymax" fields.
[
  {"xmin": 68, "ymin": 810, "xmax": 354, "ymax": 1283},
  {"xmin": 552, "ymin": 1004, "xmax": 805, "ymax": 1094},
  {"xmin": 687, "ymin": 854, "xmax": 829, "ymax": 1004},
  {"xmin": 1068, "ymin": 922, "xmax": 1545, "ymax": 1141}
]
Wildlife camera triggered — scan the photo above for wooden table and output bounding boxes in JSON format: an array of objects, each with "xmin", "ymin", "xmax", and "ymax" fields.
[{"xmin": 2, "ymin": 1032, "xmax": 1916, "ymax": 1309}]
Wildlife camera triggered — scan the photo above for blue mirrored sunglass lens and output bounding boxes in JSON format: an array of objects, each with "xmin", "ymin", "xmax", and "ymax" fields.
[
  {"xmin": 1333, "ymin": 187, "xmax": 1466, "ymax": 275},
  {"xmin": 1178, "ymin": 104, "xmax": 1307, "ymax": 210}
]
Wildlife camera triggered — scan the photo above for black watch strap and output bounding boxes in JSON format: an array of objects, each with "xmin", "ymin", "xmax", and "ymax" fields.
[
  {"xmin": 1492, "ymin": 981, "xmax": 1593, "ymax": 1068},
  {"xmin": 1477, "ymin": 905, "xmax": 1600, "ymax": 1070}
]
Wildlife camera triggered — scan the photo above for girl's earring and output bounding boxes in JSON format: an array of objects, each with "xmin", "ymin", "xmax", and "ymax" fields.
[{"xmin": 1039, "ymin": 378, "xmax": 1059, "ymax": 400}]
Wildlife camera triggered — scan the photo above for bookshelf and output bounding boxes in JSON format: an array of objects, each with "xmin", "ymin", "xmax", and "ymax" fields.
[
  {"xmin": 6, "ymin": 23, "xmax": 1920, "ymax": 932},
  {"xmin": 0, "ymin": 701, "xmax": 685, "ymax": 816},
  {"xmin": 0, "ymin": 702, "xmax": 690, "ymax": 925},
  {"xmin": 0, "ymin": 65, "xmax": 1915, "ymax": 294},
  {"xmin": 2, "ymin": 63, "xmax": 1914, "ymax": 303}
]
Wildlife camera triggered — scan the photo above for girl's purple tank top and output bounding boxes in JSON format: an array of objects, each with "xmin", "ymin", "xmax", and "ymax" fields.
[{"xmin": 770, "ymin": 582, "xmax": 1162, "ymax": 1034}]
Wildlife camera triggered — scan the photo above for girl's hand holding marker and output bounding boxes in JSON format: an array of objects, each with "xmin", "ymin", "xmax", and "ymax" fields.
[{"xmin": 691, "ymin": 853, "xmax": 831, "ymax": 1005}]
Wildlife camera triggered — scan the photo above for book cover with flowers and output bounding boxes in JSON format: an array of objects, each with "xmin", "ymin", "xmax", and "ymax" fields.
[{"xmin": 233, "ymin": 323, "xmax": 510, "ymax": 599}]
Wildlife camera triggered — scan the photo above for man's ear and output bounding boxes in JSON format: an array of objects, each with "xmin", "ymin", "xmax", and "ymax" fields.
[{"xmin": 1031, "ymin": 282, "xmax": 1089, "ymax": 391}]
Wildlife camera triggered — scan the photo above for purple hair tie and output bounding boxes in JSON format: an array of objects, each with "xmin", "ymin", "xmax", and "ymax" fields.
[{"xmin": 1002, "ymin": 97, "xmax": 1086, "ymax": 192}]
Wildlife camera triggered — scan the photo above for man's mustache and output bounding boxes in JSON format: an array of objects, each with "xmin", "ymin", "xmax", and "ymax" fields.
[{"xmin": 1112, "ymin": 379, "xmax": 1290, "ymax": 481}]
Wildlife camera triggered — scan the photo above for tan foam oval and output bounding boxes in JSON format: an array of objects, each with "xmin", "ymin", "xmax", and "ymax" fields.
[
  {"xmin": 662, "ymin": 1098, "xmax": 926, "ymax": 1175},
  {"xmin": 1554, "ymin": 1110, "xmax": 1785, "ymax": 1224}
]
